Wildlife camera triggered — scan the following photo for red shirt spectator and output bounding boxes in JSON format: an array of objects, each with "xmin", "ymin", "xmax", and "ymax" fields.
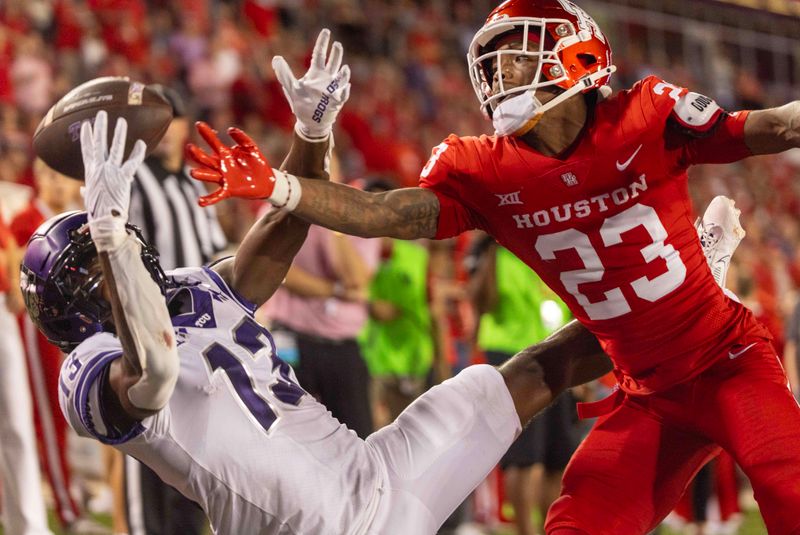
[{"xmin": 87, "ymin": 0, "xmax": 150, "ymax": 65}]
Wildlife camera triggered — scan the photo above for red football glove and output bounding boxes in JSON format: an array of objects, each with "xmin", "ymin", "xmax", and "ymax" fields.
[{"xmin": 186, "ymin": 122, "xmax": 276, "ymax": 207}]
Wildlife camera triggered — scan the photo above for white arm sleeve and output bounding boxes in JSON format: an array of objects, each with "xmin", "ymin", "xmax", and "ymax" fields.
[{"xmin": 107, "ymin": 234, "xmax": 179, "ymax": 411}]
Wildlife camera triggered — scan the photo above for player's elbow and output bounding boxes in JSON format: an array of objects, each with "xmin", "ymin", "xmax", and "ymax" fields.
[
  {"xmin": 147, "ymin": 346, "xmax": 180, "ymax": 392},
  {"xmin": 127, "ymin": 343, "xmax": 179, "ymax": 411}
]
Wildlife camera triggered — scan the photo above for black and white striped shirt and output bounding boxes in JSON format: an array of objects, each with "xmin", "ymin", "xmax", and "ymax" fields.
[{"xmin": 130, "ymin": 158, "xmax": 227, "ymax": 270}]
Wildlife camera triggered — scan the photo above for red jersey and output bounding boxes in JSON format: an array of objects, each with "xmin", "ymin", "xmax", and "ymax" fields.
[
  {"xmin": 420, "ymin": 76, "xmax": 771, "ymax": 395},
  {"xmin": 10, "ymin": 200, "xmax": 50, "ymax": 247},
  {"xmin": 0, "ymin": 214, "xmax": 14, "ymax": 294}
]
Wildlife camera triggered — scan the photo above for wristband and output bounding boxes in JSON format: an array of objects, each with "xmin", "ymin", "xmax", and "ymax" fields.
[
  {"xmin": 268, "ymin": 170, "xmax": 303, "ymax": 211},
  {"xmin": 294, "ymin": 122, "xmax": 331, "ymax": 144},
  {"xmin": 88, "ymin": 214, "xmax": 129, "ymax": 252}
]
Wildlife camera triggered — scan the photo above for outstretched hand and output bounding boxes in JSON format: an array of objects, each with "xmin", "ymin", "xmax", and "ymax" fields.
[
  {"xmin": 272, "ymin": 28, "xmax": 351, "ymax": 140},
  {"xmin": 81, "ymin": 110, "xmax": 146, "ymax": 221},
  {"xmin": 80, "ymin": 110, "xmax": 146, "ymax": 251},
  {"xmin": 186, "ymin": 122, "xmax": 278, "ymax": 207}
]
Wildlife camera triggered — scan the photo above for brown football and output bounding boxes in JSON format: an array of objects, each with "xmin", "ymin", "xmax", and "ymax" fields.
[{"xmin": 33, "ymin": 77, "xmax": 173, "ymax": 180}]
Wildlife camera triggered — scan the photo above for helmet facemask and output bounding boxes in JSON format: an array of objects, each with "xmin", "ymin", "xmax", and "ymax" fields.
[
  {"xmin": 469, "ymin": 18, "xmax": 570, "ymax": 120},
  {"xmin": 467, "ymin": 0, "xmax": 616, "ymax": 136}
]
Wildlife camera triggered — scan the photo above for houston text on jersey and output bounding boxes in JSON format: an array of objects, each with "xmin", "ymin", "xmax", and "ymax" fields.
[{"xmin": 510, "ymin": 174, "xmax": 648, "ymax": 229}]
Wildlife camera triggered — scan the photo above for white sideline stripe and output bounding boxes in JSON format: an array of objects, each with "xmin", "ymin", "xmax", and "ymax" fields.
[
  {"xmin": 23, "ymin": 317, "xmax": 76, "ymax": 524},
  {"xmin": 126, "ymin": 455, "xmax": 146, "ymax": 535}
]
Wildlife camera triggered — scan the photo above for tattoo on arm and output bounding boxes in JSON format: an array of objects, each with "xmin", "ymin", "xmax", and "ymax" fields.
[
  {"xmin": 514, "ymin": 320, "xmax": 611, "ymax": 395},
  {"xmin": 296, "ymin": 183, "xmax": 440, "ymax": 239}
]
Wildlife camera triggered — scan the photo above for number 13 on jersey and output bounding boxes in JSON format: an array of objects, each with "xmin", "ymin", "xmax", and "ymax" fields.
[
  {"xmin": 203, "ymin": 317, "xmax": 305, "ymax": 435},
  {"xmin": 535, "ymin": 203, "xmax": 686, "ymax": 320}
]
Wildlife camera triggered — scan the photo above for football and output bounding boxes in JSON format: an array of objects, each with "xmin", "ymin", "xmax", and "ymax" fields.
[{"xmin": 33, "ymin": 77, "xmax": 173, "ymax": 180}]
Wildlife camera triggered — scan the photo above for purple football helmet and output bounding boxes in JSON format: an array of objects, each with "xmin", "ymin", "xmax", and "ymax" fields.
[{"xmin": 20, "ymin": 211, "xmax": 168, "ymax": 351}]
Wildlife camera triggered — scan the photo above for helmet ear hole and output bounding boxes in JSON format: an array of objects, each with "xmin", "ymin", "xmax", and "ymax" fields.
[{"xmin": 577, "ymin": 53, "xmax": 598, "ymax": 68}]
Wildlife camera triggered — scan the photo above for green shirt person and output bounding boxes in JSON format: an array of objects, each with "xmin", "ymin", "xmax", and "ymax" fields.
[
  {"xmin": 359, "ymin": 238, "xmax": 435, "ymax": 422},
  {"xmin": 471, "ymin": 239, "xmax": 575, "ymax": 535}
]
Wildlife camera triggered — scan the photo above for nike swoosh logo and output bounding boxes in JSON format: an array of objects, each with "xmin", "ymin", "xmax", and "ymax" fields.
[
  {"xmin": 728, "ymin": 342, "xmax": 757, "ymax": 360},
  {"xmin": 616, "ymin": 144, "xmax": 643, "ymax": 171}
]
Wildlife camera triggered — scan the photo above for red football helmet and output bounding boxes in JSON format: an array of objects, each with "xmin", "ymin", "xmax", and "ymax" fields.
[{"xmin": 468, "ymin": 0, "xmax": 615, "ymax": 120}]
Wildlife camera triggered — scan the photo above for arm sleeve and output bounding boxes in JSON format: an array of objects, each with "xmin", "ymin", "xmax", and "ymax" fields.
[
  {"xmin": 418, "ymin": 136, "xmax": 482, "ymax": 239},
  {"xmin": 637, "ymin": 76, "xmax": 753, "ymax": 166},
  {"xmin": 58, "ymin": 334, "xmax": 146, "ymax": 445},
  {"xmin": 674, "ymin": 110, "xmax": 752, "ymax": 166}
]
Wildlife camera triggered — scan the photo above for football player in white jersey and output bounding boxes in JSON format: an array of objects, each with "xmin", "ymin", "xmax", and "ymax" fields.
[
  {"xmin": 20, "ymin": 114, "xmax": 611, "ymax": 535},
  {"xmin": 20, "ymin": 32, "xmax": 612, "ymax": 535}
]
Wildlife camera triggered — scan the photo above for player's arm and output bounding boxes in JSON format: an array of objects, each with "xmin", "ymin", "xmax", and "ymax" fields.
[
  {"xmin": 188, "ymin": 130, "xmax": 442, "ymax": 240},
  {"xmin": 207, "ymin": 125, "xmax": 334, "ymax": 307},
  {"xmin": 524, "ymin": 319, "xmax": 612, "ymax": 393},
  {"xmin": 294, "ymin": 182, "xmax": 440, "ymax": 240},
  {"xmin": 501, "ymin": 319, "xmax": 612, "ymax": 421},
  {"xmin": 81, "ymin": 112, "xmax": 179, "ymax": 424},
  {"xmin": 661, "ymin": 84, "xmax": 800, "ymax": 164},
  {"xmin": 207, "ymin": 28, "xmax": 370, "ymax": 306},
  {"xmin": 742, "ymin": 102, "xmax": 800, "ymax": 155}
]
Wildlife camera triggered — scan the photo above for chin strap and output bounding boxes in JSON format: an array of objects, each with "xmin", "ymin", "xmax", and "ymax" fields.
[{"xmin": 493, "ymin": 66, "xmax": 616, "ymax": 137}]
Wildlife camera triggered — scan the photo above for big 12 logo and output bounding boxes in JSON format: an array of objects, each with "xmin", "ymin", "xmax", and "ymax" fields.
[{"xmin": 557, "ymin": 0, "xmax": 607, "ymax": 44}]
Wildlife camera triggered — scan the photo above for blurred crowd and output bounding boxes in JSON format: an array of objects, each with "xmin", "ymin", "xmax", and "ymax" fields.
[
  {"xmin": 0, "ymin": 0, "xmax": 798, "ymax": 534},
  {"xmin": 1, "ymin": 0, "xmax": 798, "ymax": 320}
]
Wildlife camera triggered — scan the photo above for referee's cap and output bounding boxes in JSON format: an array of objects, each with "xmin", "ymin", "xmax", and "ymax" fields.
[{"xmin": 150, "ymin": 84, "xmax": 187, "ymax": 119}]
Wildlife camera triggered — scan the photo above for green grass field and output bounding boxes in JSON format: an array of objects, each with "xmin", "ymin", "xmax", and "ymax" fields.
[
  {"xmin": 0, "ymin": 507, "xmax": 767, "ymax": 534},
  {"xmin": 488, "ymin": 508, "xmax": 766, "ymax": 535},
  {"xmin": 659, "ymin": 510, "xmax": 767, "ymax": 535},
  {"xmin": 0, "ymin": 512, "xmax": 109, "ymax": 535}
]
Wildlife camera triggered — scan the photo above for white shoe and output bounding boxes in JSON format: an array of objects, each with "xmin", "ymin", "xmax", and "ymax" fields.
[{"xmin": 696, "ymin": 195, "xmax": 746, "ymax": 289}]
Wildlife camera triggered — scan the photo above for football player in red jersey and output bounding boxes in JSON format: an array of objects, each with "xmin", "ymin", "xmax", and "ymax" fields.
[{"xmin": 187, "ymin": 2, "xmax": 800, "ymax": 533}]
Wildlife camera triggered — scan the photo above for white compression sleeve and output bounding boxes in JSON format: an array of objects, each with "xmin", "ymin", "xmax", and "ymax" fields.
[{"xmin": 107, "ymin": 235, "xmax": 178, "ymax": 411}]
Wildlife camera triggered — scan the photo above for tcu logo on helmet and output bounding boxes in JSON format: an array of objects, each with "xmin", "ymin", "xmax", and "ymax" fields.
[{"xmin": 557, "ymin": 0, "xmax": 606, "ymax": 43}]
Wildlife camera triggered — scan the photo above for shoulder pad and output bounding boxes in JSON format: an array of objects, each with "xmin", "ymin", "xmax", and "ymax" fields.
[{"xmin": 670, "ymin": 92, "xmax": 724, "ymax": 137}]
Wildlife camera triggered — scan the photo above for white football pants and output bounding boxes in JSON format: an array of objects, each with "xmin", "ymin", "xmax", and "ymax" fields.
[{"xmin": 365, "ymin": 364, "xmax": 521, "ymax": 534}]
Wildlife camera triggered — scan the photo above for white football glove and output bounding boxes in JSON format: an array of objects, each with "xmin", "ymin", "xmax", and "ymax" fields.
[
  {"xmin": 80, "ymin": 110, "xmax": 146, "ymax": 252},
  {"xmin": 272, "ymin": 28, "xmax": 351, "ymax": 141}
]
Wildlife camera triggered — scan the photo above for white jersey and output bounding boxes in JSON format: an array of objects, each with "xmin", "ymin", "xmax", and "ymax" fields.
[{"xmin": 58, "ymin": 267, "xmax": 382, "ymax": 535}]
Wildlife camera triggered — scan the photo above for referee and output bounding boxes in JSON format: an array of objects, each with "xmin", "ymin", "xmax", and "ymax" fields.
[
  {"xmin": 124, "ymin": 85, "xmax": 227, "ymax": 535},
  {"xmin": 128, "ymin": 85, "xmax": 227, "ymax": 270}
]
